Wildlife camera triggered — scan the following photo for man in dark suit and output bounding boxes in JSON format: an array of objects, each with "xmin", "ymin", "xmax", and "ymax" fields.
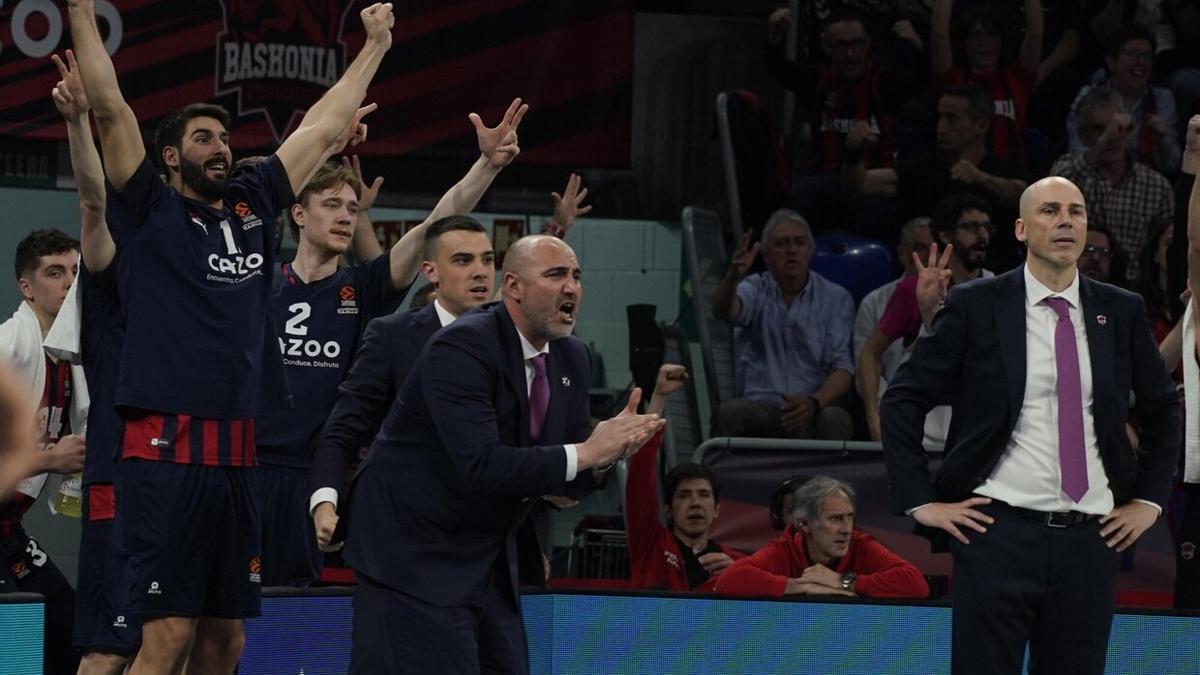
[
  {"xmin": 881, "ymin": 176, "xmax": 1181, "ymax": 675},
  {"xmin": 343, "ymin": 235, "xmax": 664, "ymax": 673},
  {"xmin": 309, "ymin": 215, "xmax": 494, "ymax": 543}
]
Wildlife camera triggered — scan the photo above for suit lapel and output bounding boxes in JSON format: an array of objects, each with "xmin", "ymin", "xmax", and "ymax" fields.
[
  {"xmin": 541, "ymin": 344, "xmax": 571, "ymax": 445},
  {"xmin": 411, "ymin": 304, "xmax": 440, "ymax": 349},
  {"xmin": 1078, "ymin": 277, "xmax": 1113, "ymax": 420},
  {"xmin": 994, "ymin": 269, "xmax": 1028, "ymax": 423},
  {"xmin": 496, "ymin": 303, "xmax": 532, "ymax": 445}
]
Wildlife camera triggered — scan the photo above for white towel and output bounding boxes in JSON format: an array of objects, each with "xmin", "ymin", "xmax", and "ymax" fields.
[
  {"xmin": 0, "ymin": 278, "xmax": 90, "ymax": 502},
  {"xmin": 1183, "ymin": 301, "xmax": 1199, "ymax": 483}
]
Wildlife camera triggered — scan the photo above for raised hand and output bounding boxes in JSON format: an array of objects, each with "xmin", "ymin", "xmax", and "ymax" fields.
[
  {"xmin": 550, "ymin": 173, "xmax": 592, "ymax": 233},
  {"xmin": 470, "ymin": 98, "xmax": 529, "ymax": 169},
  {"xmin": 950, "ymin": 159, "xmax": 982, "ymax": 184},
  {"xmin": 327, "ymin": 103, "xmax": 377, "ymax": 157},
  {"xmin": 646, "ymin": 364, "xmax": 688, "ymax": 416},
  {"xmin": 892, "ymin": 19, "xmax": 923, "ymax": 51},
  {"xmin": 50, "ymin": 50, "xmax": 89, "ymax": 122},
  {"xmin": 361, "ymin": 2, "xmax": 396, "ymax": 48},
  {"xmin": 845, "ymin": 120, "xmax": 879, "ymax": 152},
  {"xmin": 728, "ymin": 229, "xmax": 761, "ymax": 279},
  {"xmin": 654, "ymin": 364, "xmax": 688, "ymax": 399},
  {"xmin": 767, "ymin": 7, "xmax": 792, "ymax": 46},
  {"xmin": 342, "ymin": 155, "xmax": 384, "ymax": 211},
  {"xmin": 915, "ymin": 241, "xmax": 954, "ymax": 328},
  {"xmin": 1183, "ymin": 114, "xmax": 1200, "ymax": 175}
]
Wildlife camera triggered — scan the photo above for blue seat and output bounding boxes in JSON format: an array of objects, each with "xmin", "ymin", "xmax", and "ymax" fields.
[{"xmin": 810, "ymin": 236, "xmax": 894, "ymax": 304}]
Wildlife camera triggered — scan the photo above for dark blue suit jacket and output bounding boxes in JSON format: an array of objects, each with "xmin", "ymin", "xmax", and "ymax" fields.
[
  {"xmin": 310, "ymin": 303, "xmax": 441, "ymax": 506},
  {"xmin": 881, "ymin": 268, "xmax": 1180, "ymax": 535},
  {"xmin": 344, "ymin": 302, "xmax": 593, "ymax": 606}
]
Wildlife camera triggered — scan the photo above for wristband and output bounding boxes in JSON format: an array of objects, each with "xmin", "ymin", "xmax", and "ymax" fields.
[{"xmin": 541, "ymin": 221, "xmax": 567, "ymax": 239}]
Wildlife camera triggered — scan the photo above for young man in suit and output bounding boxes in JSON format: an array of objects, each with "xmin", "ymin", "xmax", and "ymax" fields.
[
  {"xmin": 309, "ymin": 215, "xmax": 495, "ymax": 544},
  {"xmin": 342, "ymin": 235, "xmax": 663, "ymax": 673},
  {"xmin": 881, "ymin": 175, "xmax": 1180, "ymax": 674}
]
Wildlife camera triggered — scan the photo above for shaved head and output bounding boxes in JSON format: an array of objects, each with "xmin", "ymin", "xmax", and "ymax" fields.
[
  {"xmin": 502, "ymin": 235, "xmax": 571, "ymax": 277},
  {"xmin": 1019, "ymin": 176, "xmax": 1084, "ymax": 220},
  {"xmin": 501, "ymin": 235, "xmax": 582, "ymax": 347}
]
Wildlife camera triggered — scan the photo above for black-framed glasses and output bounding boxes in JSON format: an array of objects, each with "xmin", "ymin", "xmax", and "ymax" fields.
[
  {"xmin": 1082, "ymin": 244, "xmax": 1113, "ymax": 257},
  {"xmin": 955, "ymin": 220, "xmax": 995, "ymax": 235}
]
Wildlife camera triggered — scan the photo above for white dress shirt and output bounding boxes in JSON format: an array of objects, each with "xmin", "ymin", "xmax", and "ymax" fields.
[
  {"xmin": 976, "ymin": 265, "xmax": 1114, "ymax": 514},
  {"xmin": 516, "ymin": 330, "xmax": 579, "ymax": 481}
]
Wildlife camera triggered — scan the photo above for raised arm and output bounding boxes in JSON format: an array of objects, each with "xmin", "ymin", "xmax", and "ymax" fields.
[
  {"xmin": 382, "ymin": 98, "xmax": 528, "ymax": 290},
  {"xmin": 712, "ymin": 230, "xmax": 759, "ymax": 321},
  {"xmin": 343, "ymin": 155, "xmax": 385, "ymax": 260},
  {"xmin": 1018, "ymin": 0, "xmax": 1046, "ymax": 75},
  {"xmin": 275, "ymin": 3, "xmax": 394, "ymax": 196},
  {"xmin": 930, "ymin": 0, "xmax": 954, "ymax": 76},
  {"xmin": 66, "ymin": 0, "xmax": 145, "ymax": 190},
  {"xmin": 858, "ymin": 327, "xmax": 893, "ymax": 441},
  {"xmin": 1185, "ymin": 117, "xmax": 1200, "ymax": 342},
  {"xmin": 52, "ymin": 51, "xmax": 115, "ymax": 272},
  {"xmin": 543, "ymin": 173, "xmax": 592, "ymax": 238}
]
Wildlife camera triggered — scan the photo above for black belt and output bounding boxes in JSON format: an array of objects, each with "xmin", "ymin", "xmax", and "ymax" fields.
[{"xmin": 990, "ymin": 500, "xmax": 1099, "ymax": 528}]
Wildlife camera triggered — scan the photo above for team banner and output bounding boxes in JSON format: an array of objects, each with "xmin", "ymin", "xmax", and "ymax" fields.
[{"xmin": 0, "ymin": 0, "xmax": 634, "ymax": 167}]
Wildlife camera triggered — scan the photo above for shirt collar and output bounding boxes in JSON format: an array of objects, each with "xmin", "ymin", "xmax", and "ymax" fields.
[
  {"xmin": 432, "ymin": 299, "xmax": 457, "ymax": 328},
  {"xmin": 1023, "ymin": 263, "xmax": 1081, "ymax": 310},
  {"xmin": 517, "ymin": 329, "xmax": 550, "ymax": 361}
]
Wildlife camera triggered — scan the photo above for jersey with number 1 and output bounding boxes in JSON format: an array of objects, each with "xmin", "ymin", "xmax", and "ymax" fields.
[{"xmin": 253, "ymin": 257, "xmax": 405, "ymax": 466}]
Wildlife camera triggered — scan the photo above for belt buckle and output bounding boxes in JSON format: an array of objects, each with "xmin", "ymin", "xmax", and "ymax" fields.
[{"xmin": 1044, "ymin": 512, "xmax": 1071, "ymax": 528}]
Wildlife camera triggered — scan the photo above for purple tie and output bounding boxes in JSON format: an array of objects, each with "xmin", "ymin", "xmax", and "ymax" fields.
[
  {"xmin": 1044, "ymin": 297, "xmax": 1088, "ymax": 502},
  {"xmin": 529, "ymin": 353, "xmax": 549, "ymax": 443}
]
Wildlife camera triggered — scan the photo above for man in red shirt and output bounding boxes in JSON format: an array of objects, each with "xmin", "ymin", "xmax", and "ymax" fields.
[
  {"xmin": 626, "ymin": 365, "xmax": 744, "ymax": 592},
  {"xmin": 716, "ymin": 475, "xmax": 928, "ymax": 599}
]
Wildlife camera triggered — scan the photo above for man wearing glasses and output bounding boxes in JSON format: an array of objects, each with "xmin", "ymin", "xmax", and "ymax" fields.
[
  {"xmin": 860, "ymin": 193, "xmax": 995, "ymax": 442},
  {"xmin": 1077, "ymin": 227, "xmax": 1125, "ymax": 286}
]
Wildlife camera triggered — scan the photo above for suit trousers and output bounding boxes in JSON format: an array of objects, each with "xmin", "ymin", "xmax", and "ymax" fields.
[
  {"xmin": 349, "ymin": 555, "xmax": 528, "ymax": 675},
  {"xmin": 949, "ymin": 502, "xmax": 1120, "ymax": 675}
]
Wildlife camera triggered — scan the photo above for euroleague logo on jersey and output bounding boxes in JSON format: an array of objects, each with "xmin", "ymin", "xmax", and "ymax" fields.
[
  {"xmin": 338, "ymin": 284, "xmax": 358, "ymax": 315},
  {"xmin": 234, "ymin": 201, "xmax": 263, "ymax": 231},
  {"xmin": 249, "ymin": 556, "xmax": 262, "ymax": 583}
]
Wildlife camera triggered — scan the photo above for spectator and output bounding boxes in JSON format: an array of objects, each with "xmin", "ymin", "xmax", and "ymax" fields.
[
  {"xmin": 710, "ymin": 210, "xmax": 855, "ymax": 440},
  {"xmin": 844, "ymin": 84, "xmax": 1026, "ymax": 265},
  {"xmin": 1077, "ymin": 226, "xmax": 1127, "ymax": 285},
  {"xmin": 931, "ymin": 0, "xmax": 1045, "ymax": 165},
  {"xmin": 0, "ymin": 229, "xmax": 87, "ymax": 675},
  {"xmin": 853, "ymin": 217, "xmax": 933, "ymax": 387},
  {"xmin": 626, "ymin": 364, "xmax": 745, "ymax": 592},
  {"xmin": 773, "ymin": 2, "xmax": 928, "ymax": 69},
  {"xmin": 859, "ymin": 193, "xmax": 995, "ymax": 442},
  {"xmin": 766, "ymin": 9, "xmax": 923, "ymax": 235},
  {"xmin": 716, "ymin": 475, "xmax": 929, "ymax": 598},
  {"xmin": 1138, "ymin": 219, "xmax": 1178, "ymax": 341},
  {"xmin": 1090, "ymin": 0, "xmax": 1200, "ymax": 140},
  {"xmin": 1052, "ymin": 85, "xmax": 1174, "ymax": 285},
  {"xmin": 768, "ymin": 474, "xmax": 812, "ymax": 532},
  {"xmin": 1066, "ymin": 25, "xmax": 1180, "ymax": 177}
]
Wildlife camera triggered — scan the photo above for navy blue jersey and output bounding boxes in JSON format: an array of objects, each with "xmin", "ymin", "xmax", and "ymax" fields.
[
  {"xmin": 255, "ymin": 255, "xmax": 404, "ymax": 466},
  {"xmin": 108, "ymin": 156, "xmax": 293, "ymax": 421},
  {"xmin": 79, "ymin": 254, "xmax": 125, "ymax": 486}
]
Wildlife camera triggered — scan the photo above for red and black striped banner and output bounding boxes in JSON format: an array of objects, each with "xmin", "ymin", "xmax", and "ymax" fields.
[{"xmin": 0, "ymin": 0, "xmax": 633, "ymax": 167}]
